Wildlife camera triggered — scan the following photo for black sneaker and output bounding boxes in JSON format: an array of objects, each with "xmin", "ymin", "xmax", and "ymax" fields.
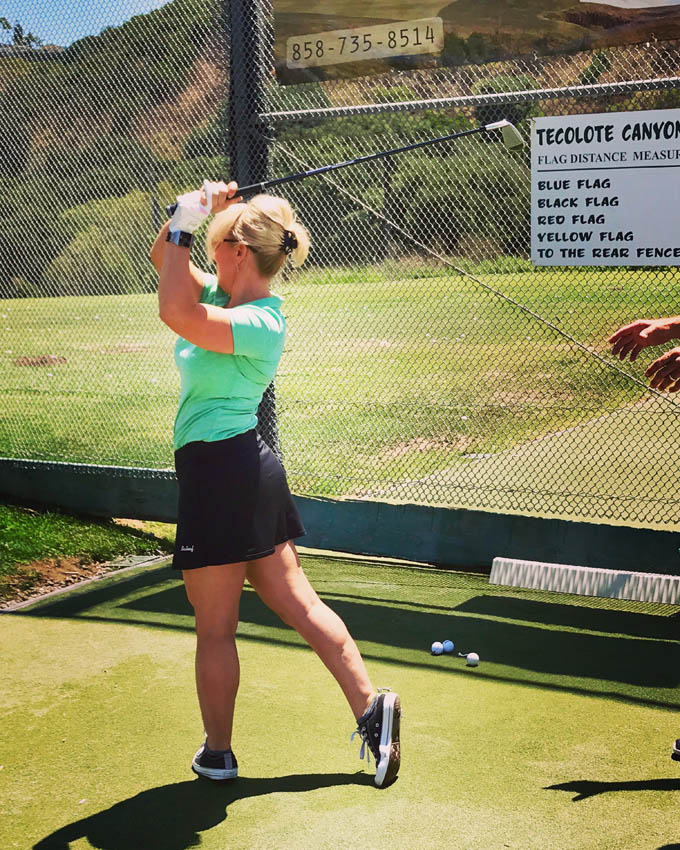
[
  {"xmin": 192, "ymin": 743, "xmax": 238, "ymax": 780},
  {"xmin": 351, "ymin": 689, "xmax": 401, "ymax": 788},
  {"xmin": 672, "ymin": 739, "xmax": 680, "ymax": 762}
]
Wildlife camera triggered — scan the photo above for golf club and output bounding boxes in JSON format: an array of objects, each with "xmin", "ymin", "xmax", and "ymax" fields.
[{"xmin": 166, "ymin": 119, "xmax": 524, "ymax": 216}]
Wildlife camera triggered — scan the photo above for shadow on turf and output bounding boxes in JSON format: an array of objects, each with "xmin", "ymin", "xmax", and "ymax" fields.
[
  {"xmin": 17, "ymin": 568, "xmax": 680, "ymax": 693},
  {"xmin": 455, "ymin": 594, "xmax": 680, "ymax": 640},
  {"xmin": 120, "ymin": 584, "xmax": 680, "ymax": 689},
  {"xmin": 546, "ymin": 777, "xmax": 680, "ymax": 801},
  {"xmin": 33, "ymin": 772, "xmax": 372, "ymax": 850}
]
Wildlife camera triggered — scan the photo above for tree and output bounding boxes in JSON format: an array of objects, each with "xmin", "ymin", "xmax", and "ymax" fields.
[
  {"xmin": 0, "ymin": 176, "xmax": 75, "ymax": 297},
  {"xmin": 578, "ymin": 51, "xmax": 612, "ymax": 87},
  {"xmin": 465, "ymin": 32, "xmax": 488, "ymax": 64},
  {"xmin": 441, "ymin": 32, "xmax": 467, "ymax": 67},
  {"xmin": 184, "ymin": 118, "xmax": 223, "ymax": 159},
  {"xmin": 471, "ymin": 74, "xmax": 539, "ymax": 130},
  {"xmin": 8, "ymin": 20, "xmax": 42, "ymax": 48},
  {"xmin": 44, "ymin": 192, "xmax": 158, "ymax": 296},
  {"xmin": 394, "ymin": 146, "xmax": 530, "ymax": 256}
]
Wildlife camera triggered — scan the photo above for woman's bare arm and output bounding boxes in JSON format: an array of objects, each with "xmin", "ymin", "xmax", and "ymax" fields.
[
  {"xmin": 157, "ymin": 241, "xmax": 235, "ymax": 354},
  {"xmin": 150, "ymin": 220, "xmax": 205, "ymax": 299}
]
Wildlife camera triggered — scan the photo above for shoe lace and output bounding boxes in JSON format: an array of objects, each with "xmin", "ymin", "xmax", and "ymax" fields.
[
  {"xmin": 350, "ymin": 727, "xmax": 372, "ymax": 765},
  {"xmin": 350, "ymin": 688, "xmax": 393, "ymax": 765}
]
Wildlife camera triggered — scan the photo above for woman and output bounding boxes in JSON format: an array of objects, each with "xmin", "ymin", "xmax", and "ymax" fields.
[{"xmin": 150, "ymin": 180, "xmax": 401, "ymax": 788}]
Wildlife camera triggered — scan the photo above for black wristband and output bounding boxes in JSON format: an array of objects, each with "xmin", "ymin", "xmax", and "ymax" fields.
[{"xmin": 166, "ymin": 230, "xmax": 194, "ymax": 248}]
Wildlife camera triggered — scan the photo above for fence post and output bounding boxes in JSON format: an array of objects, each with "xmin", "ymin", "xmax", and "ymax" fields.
[{"xmin": 224, "ymin": 0, "xmax": 281, "ymax": 456}]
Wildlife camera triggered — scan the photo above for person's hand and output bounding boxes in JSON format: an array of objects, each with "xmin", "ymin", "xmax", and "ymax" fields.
[
  {"xmin": 201, "ymin": 180, "xmax": 241, "ymax": 214},
  {"xmin": 645, "ymin": 347, "xmax": 680, "ymax": 392},
  {"xmin": 169, "ymin": 188, "xmax": 211, "ymax": 234},
  {"xmin": 608, "ymin": 318, "xmax": 678, "ymax": 362}
]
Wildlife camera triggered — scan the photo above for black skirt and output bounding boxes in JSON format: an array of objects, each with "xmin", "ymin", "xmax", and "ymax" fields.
[{"xmin": 172, "ymin": 430, "xmax": 305, "ymax": 570}]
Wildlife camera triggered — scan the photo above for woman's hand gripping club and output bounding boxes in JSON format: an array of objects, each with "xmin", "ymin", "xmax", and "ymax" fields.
[{"xmin": 169, "ymin": 180, "xmax": 242, "ymax": 235}]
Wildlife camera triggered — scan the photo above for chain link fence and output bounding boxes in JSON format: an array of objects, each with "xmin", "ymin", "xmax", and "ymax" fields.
[{"xmin": 1, "ymin": 1, "xmax": 679, "ymax": 529}]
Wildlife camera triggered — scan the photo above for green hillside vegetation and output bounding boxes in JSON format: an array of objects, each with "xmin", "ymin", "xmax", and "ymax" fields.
[
  {"xmin": 1, "ymin": 0, "xmax": 679, "ymax": 301},
  {"xmin": 0, "ymin": 0, "xmax": 224, "ymax": 298},
  {"xmin": 0, "ymin": 54, "xmax": 33, "ymax": 93},
  {"xmin": 0, "ymin": 1, "xmax": 534, "ymax": 300}
]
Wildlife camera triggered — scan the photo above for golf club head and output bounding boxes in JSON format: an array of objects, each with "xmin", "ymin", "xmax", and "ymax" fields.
[{"xmin": 485, "ymin": 119, "xmax": 524, "ymax": 150}]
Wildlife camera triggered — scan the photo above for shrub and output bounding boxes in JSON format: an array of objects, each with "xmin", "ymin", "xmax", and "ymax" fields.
[{"xmin": 44, "ymin": 191, "xmax": 158, "ymax": 296}]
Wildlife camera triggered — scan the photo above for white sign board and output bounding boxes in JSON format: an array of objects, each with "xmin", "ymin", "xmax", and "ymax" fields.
[{"xmin": 531, "ymin": 109, "xmax": 680, "ymax": 266}]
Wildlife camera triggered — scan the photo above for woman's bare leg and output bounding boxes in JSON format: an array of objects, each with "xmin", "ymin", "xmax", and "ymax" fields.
[
  {"xmin": 246, "ymin": 541, "xmax": 374, "ymax": 720},
  {"xmin": 183, "ymin": 562, "xmax": 248, "ymax": 751}
]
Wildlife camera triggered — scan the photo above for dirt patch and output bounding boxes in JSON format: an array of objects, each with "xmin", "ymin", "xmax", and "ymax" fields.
[
  {"xmin": 558, "ymin": 3, "xmax": 674, "ymax": 31},
  {"xmin": 0, "ymin": 556, "xmax": 116, "ymax": 607},
  {"xmin": 13, "ymin": 355, "xmax": 67, "ymax": 367},
  {"xmin": 381, "ymin": 436, "xmax": 473, "ymax": 460},
  {"xmin": 114, "ymin": 519, "xmax": 146, "ymax": 531}
]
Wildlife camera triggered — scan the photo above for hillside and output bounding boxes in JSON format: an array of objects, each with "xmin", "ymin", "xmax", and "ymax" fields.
[
  {"xmin": 0, "ymin": 0, "xmax": 229, "ymax": 299},
  {"xmin": 273, "ymin": 0, "xmax": 680, "ymax": 79},
  {"xmin": 0, "ymin": 0, "xmax": 224, "ymax": 173},
  {"xmin": 438, "ymin": 0, "xmax": 680, "ymax": 56},
  {"xmin": 562, "ymin": 2, "xmax": 680, "ymax": 46},
  {"xmin": 2, "ymin": 0, "xmax": 680, "ymax": 302},
  {"xmin": 3, "ymin": 0, "xmax": 680, "ymax": 168}
]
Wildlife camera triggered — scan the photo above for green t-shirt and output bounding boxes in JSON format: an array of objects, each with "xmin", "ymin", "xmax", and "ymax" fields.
[{"xmin": 173, "ymin": 273, "xmax": 286, "ymax": 450}]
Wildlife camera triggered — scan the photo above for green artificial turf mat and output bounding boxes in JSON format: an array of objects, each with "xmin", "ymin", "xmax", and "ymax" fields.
[{"xmin": 2, "ymin": 553, "xmax": 679, "ymax": 849}]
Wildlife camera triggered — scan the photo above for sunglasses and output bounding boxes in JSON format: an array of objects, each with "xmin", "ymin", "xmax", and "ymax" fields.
[{"xmin": 223, "ymin": 237, "xmax": 258, "ymax": 253}]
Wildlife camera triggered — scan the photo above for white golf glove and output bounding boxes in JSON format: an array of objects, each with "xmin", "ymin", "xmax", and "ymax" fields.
[{"xmin": 169, "ymin": 180, "xmax": 213, "ymax": 234}]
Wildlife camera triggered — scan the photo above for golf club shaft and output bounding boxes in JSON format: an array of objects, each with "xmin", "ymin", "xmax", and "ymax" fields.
[
  {"xmin": 238, "ymin": 124, "xmax": 486, "ymax": 195},
  {"xmin": 166, "ymin": 123, "xmax": 498, "ymax": 217}
]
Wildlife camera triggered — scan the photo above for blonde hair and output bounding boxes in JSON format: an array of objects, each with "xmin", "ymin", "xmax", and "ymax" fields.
[{"xmin": 206, "ymin": 194, "xmax": 310, "ymax": 277}]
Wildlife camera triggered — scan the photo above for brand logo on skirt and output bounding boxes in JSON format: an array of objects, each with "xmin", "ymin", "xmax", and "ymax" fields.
[{"xmin": 181, "ymin": 545, "xmax": 195, "ymax": 552}]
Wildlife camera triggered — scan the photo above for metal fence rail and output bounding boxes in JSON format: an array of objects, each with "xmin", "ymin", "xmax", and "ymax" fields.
[{"xmin": 1, "ymin": 2, "xmax": 679, "ymax": 529}]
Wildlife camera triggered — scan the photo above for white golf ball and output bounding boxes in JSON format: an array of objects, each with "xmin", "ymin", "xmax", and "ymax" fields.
[
  {"xmin": 466, "ymin": 652, "xmax": 480, "ymax": 667},
  {"xmin": 431, "ymin": 641, "xmax": 444, "ymax": 655},
  {"xmin": 442, "ymin": 639, "xmax": 454, "ymax": 653}
]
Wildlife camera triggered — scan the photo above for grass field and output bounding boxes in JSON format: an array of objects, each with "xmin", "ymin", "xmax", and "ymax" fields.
[
  {"xmin": 2, "ymin": 554, "xmax": 679, "ymax": 850},
  {"xmin": 0, "ymin": 504, "xmax": 173, "ymax": 603},
  {"xmin": 2, "ymin": 263, "xmax": 680, "ymax": 526},
  {"xmin": 381, "ymin": 400, "xmax": 680, "ymax": 527}
]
